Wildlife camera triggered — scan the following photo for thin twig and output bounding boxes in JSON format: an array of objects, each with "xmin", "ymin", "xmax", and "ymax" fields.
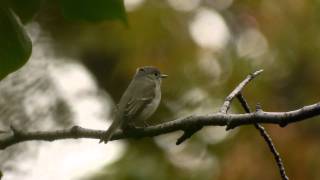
[
  {"xmin": 237, "ymin": 94, "xmax": 289, "ymax": 180},
  {"xmin": 220, "ymin": 69, "xmax": 264, "ymax": 113},
  {"xmin": 176, "ymin": 69, "xmax": 264, "ymax": 144}
]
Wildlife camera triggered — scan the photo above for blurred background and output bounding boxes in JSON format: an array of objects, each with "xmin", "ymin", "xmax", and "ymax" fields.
[{"xmin": 1, "ymin": 0, "xmax": 320, "ymax": 179}]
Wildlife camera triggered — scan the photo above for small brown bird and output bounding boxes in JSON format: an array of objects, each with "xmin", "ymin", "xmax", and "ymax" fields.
[{"xmin": 100, "ymin": 66, "xmax": 167, "ymax": 144}]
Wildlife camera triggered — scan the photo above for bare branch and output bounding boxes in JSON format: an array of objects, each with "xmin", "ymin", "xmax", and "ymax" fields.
[
  {"xmin": 1, "ymin": 102, "xmax": 320, "ymax": 150},
  {"xmin": 176, "ymin": 69, "xmax": 264, "ymax": 144},
  {"xmin": 220, "ymin": 69, "xmax": 264, "ymax": 113},
  {"xmin": 237, "ymin": 93, "xmax": 289, "ymax": 180},
  {"xmin": 176, "ymin": 124, "xmax": 202, "ymax": 145}
]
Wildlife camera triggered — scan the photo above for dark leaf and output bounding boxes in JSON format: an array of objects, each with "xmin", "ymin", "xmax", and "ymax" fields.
[
  {"xmin": 9, "ymin": 0, "xmax": 43, "ymax": 23},
  {"xmin": 59, "ymin": 0, "xmax": 127, "ymax": 23},
  {"xmin": 0, "ymin": 7, "xmax": 32, "ymax": 80}
]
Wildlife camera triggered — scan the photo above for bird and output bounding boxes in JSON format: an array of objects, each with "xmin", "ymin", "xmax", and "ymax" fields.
[{"xmin": 99, "ymin": 66, "xmax": 167, "ymax": 144}]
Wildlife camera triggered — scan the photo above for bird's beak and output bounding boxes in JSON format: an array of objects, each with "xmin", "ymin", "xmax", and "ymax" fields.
[{"xmin": 161, "ymin": 74, "xmax": 168, "ymax": 78}]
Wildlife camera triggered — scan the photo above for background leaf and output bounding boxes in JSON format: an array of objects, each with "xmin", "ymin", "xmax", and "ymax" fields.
[
  {"xmin": 9, "ymin": 0, "xmax": 43, "ymax": 24},
  {"xmin": 59, "ymin": 0, "xmax": 127, "ymax": 23},
  {"xmin": 0, "ymin": 7, "xmax": 32, "ymax": 80}
]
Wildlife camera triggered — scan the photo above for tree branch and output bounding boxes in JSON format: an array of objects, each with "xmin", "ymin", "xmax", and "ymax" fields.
[
  {"xmin": 1, "ymin": 102, "xmax": 320, "ymax": 150},
  {"xmin": 176, "ymin": 69, "xmax": 264, "ymax": 144},
  {"xmin": 219, "ymin": 69, "xmax": 264, "ymax": 113},
  {"xmin": 2, "ymin": 69, "xmax": 317, "ymax": 180},
  {"xmin": 237, "ymin": 93, "xmax": 289, "ymax": 180}
]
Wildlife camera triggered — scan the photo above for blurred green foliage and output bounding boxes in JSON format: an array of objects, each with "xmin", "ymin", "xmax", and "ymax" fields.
[
  {"xmin": 0, "ymin": 0, "xmax": 126, "ymax": 80},
  {"xmin": 0, "ymin": 7, "xmax": 31, "ymax": 80},
  {"xmin": 9, "ymin": 0, "xmax": 43, "ymax": 23},
  {"xmin": 59, "ymin": 0, "xmax": 127, "ymax": 22}
]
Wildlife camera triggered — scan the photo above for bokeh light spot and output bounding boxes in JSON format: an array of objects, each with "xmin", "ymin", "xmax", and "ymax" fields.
[{"xmin": 189, "ymin": 8, "xmax": 230, "ymax": 50}]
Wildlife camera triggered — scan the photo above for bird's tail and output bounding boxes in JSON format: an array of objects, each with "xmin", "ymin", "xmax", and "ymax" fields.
[{"xmin": 99, "ymin": 117, "xmax": 122, "ymax": 144}]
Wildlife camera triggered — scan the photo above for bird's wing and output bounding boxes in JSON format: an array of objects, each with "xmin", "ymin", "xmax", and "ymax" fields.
[
  {"xmin": 99, "ymin": 98, "xmax": 151, "ymax": 144},
  {"xmin": 123, "ymin": 78, "xmax": 156, "ymax": 117},
  {"xmin": 124, "ymin": 97, "xmax": 153, "ymax": 120},
  {"xmin": 117, "ymin": 78, "xmax": 157, "ymax": 127}
]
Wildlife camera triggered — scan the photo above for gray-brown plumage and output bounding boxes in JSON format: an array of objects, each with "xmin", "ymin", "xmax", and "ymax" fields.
[{"xmin": 99, "ymin": 66, "xmax": 167, "ymax": 144}]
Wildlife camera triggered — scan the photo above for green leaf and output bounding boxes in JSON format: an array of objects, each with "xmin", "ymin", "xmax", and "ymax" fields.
[
  {"xmin": 59, "ymin": 0, "xmax": 127, "ymax": 23},
  {"xmin": 9, "ymin": 0, "xmax": 43, "ymax": 24},
  {"xmin": 0, "ymin": 7, "xmax": 32, "ymax": 80}
]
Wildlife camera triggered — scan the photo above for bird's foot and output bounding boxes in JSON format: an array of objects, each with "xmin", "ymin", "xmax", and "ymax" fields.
[{"xmin": 99, "ymin": 131, "xmax": 112, "ymax": 144}]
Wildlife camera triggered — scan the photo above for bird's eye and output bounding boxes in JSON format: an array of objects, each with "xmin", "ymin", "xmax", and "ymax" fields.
[
  {"xmin": 139, "ymin": 68, "xmax": 145, "ymax": 72},
  {"xmin": 154, "ymin": 72, "xmax": 159, "ymax": 76}
]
